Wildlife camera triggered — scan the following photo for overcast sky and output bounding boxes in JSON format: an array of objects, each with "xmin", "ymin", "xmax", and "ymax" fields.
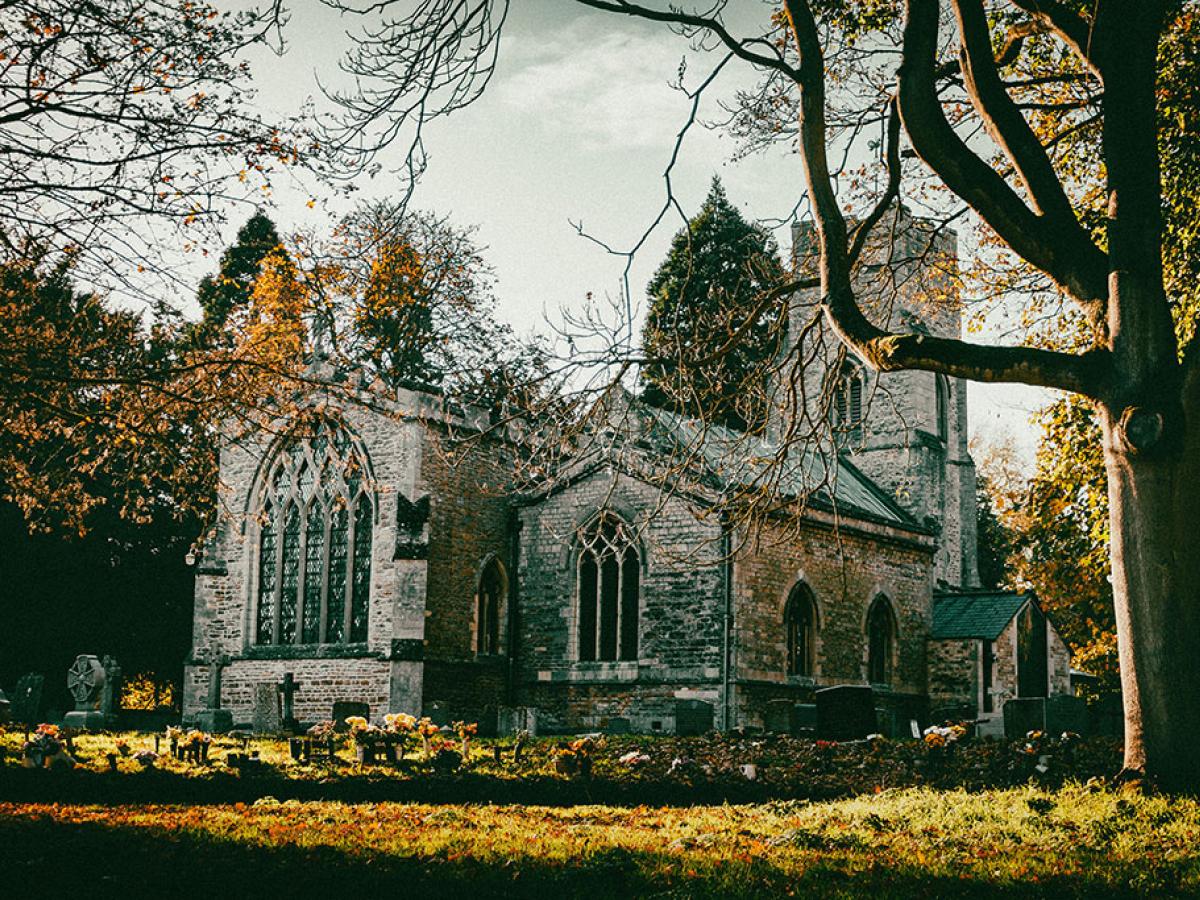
[{"xmin": 228, "ymin": 0, "xmax": 1051, "ymax": 462}]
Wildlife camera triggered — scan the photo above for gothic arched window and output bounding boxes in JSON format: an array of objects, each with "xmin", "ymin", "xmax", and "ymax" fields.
[
  {"xmin": 477, "ymin": 557, "xmax": 506, "ymax": 656},
  {"xmin": 577, "ymin": 513, "xmax": 640, "ymax": 662},
  {"xmin": 255, "ymin": 419, "xmax": 373, "ymax": 647},
  {"xmin": 866, "ymin": 594, "xmax": 897, "ymax": 685},
  {"xmin": 785, "ymin": 583, "xmax": 818, "ymax": 676}
]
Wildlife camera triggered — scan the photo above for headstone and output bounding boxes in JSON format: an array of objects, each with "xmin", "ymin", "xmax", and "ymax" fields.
[
  {"xmin": 63, "ymin": 654, "xmax": 108, "ymax": 730},
  {"xmin": 10, "ymin": 673, "xmax": 43, "ymax": 725},
  {"xmin": 195, "ymin": 653, "xmax": 233, "ymax": 733},
  {"xmin": 426, "ymin": 700, "xmax": 450, "ymax": 727},
  {"xmin": 815, "ymin": 685, "xmax": 876, "ymax": 740},
  {"xmin": 794, "ymin": 703, "xmax": 818, "ymax": 732},
  {"xmin": 1045, "ymin": 695, "xmax": 1088, "ymax": 735},
  {"xmin": 194, "ymin": 653, "xmax": 232, "ymax": 733},
  {"xmin": 0, "ymin": 689, "xmax": 9, "ymax": 724},
  {"xmin": 252, "ymin": 682, "xmax": 282, "ymax": 733},
  {"xmin": 1003, "ymin": 697, "xmax": 1047, "ymax": 739},
  {"xmin": 100, "ymin": 655, "xmax": 122, "ymax": 720},
  {"xmin": 277, "ymin": 672, "xmax": 302, "ymax": 732},
  {"xmin": 1086, "ymin": 693, "xmax": 1123, "ymax": 738},
  {"xmin": 605, "ymin": 716, "xmax": 632, "ymax": 735},
  {"xmin": 332, "ymin": 700, "xmax": 370, "ymax": 730},
  {"xmin": 675, "ymin": 698, "xmax": 714, "ymax": 736},
  {"xmin": 764, "ymin": 699, "xmax": 797, "ymax": 735}
]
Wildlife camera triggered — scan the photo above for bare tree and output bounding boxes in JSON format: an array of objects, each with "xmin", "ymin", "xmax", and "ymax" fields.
[
  {"xmin": 315, "ymin": 0, "xmax": 1200, "ymax": 791},
  {"xmin": 0, "ymin": 0, "xmax": 309, "ymax": 295}
]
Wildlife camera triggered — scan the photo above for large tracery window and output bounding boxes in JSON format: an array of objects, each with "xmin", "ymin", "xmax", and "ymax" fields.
[
  {"xmin": 256, "ymin": 420, "xmax": 373, "ymax": 646},
  {"xmin": 577, "ymin": 513, "xmax": 640, "ymax": 662},
  {"xmin": 785, "ymin": 583, "xmax": 818, "ymax": 677}
]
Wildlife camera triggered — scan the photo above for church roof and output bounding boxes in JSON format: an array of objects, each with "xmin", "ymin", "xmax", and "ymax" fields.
[
  {"xmin": 637, "ymin": 404, "xmax": 915, "ymax": 528},
  {"xmin": 931, "ymin": 590, "xmax": 1033, "ymax": 640}
]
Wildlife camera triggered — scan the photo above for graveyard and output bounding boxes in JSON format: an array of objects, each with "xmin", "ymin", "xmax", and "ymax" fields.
[{"xmin": 0, "ymin": 725, "xmax": 1196, "ymax": 895}]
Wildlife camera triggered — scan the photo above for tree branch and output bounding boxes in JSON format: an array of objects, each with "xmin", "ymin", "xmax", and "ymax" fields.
[
  {"xmin": 781, "ymin": 0, "xmax": 1110, "ymax": 399},
  {"xmin": 898, "ymin": 0, "xmax": 1108, "ymax": 315}
]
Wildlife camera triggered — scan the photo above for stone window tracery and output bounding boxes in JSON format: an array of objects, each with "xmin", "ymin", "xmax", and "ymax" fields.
[
  {"xmin": 577, "ymin": 513, "xmax": 640, "ymax": 663},
  {"xmin": 785, "ymin": 583, "xmax": 818, "ymax": 677},
  {"xmin": 255, "ymin": 420, "xmax": 373, "ymax": 646}
]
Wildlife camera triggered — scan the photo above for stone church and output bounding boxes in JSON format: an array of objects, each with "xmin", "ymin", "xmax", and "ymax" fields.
[{"xmin": 183, "ymin": 213, "xmax": 1071, "ymax": 735}]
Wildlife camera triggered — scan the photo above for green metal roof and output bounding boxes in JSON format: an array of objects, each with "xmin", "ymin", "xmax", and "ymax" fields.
[
  {"xmin": 638, "ymin": 404, "xmax": 915, "ymax": 528},
  {"xmin": 932, "ymin": 591, "xmax": 1032, "ymax": 640}
]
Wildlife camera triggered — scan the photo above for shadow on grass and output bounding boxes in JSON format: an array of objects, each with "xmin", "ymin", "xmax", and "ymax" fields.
[{"xmin": 0, "ymin": 812, "xmax": 1160, "ymax": 899}]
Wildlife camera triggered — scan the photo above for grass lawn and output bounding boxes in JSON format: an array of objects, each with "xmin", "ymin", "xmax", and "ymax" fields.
[
  {"xmin": 1, "ymin": 729, "xmax": 1194, "ymax": 895},
  {"xmin": 2, "ymin": 786, "xmax": 1198, "ymax": 896}
]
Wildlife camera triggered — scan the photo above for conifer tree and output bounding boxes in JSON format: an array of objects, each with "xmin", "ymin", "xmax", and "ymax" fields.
[
  {"xmin": 641, "ymin": 178, "xmax": 785, "ymax": 431},
  {"xmin": 193, "ymin": 212, "xmax": 283, "ymax": 346}
]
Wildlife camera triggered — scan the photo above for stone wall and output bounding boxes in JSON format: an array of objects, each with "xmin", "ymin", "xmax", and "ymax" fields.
[
  {"xmin": 730, "ymin": 511, "xmax": 936, "ymax": 728},
  {"xmin": 514, "ymin": 468, "xmax": 728, "ymax": 732},
  {"xmin": 183, "ymin": 388, "xmax": 466, "ymax": 724},
  {"xmin": 928, "ymin": 638, "xmax": 977, "ymax": 710}
]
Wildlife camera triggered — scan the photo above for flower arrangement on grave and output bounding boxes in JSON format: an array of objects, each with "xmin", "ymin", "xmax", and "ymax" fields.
[
  {"xmin": 552, "ymin": 737, "xmax": 598, "ymax": 776},
  {"xmin": 923, "ymin": 723, "xmax": 968, "ymax": 748},
  {"xmin": 453, "ymin": 721, "xmax": 478, "ymax": 760},
  {"xmin": 308, "ymin": 720, "xmax": 337, "ymax": 742},
  {"xmin": 22, "ymin": 723, "xmax": 64, "ymax": 768},
  {"xmin": 416, "ymin": 717, "xmax": 440, "ymax": 760},
  {"xmin": 383, "ymin": 713, "xmax": 417, "ymax": 758}
]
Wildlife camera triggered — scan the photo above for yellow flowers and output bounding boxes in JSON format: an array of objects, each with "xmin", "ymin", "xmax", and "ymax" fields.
[
  {"xmin": 344, "ymin": 716, "xmax": 369, "ymax": 733},
  {"xmin": 384, "ymin": 713, "xmax": 416, "ymax": 732}
]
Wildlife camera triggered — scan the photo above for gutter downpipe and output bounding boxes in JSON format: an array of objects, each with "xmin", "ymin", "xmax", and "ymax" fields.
[{"xmin": 721, "ymin": 513, "xmax": 734, "ymax": 731}]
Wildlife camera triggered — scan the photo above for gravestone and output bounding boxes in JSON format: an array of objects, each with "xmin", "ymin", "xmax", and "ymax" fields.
[
  {"xmin": 63, "ymin": 654, "xmax": 109, "ymax": 730},
  {"xmin": 100, "ymin": 655, "xmax": 122, "ymax": 721},
  {"xmin": 0, "ymin": 689, "xmax": 8, "ymax": 724},
  {"xmin": 675, "ymin": 698, "xmax": 714, "ymax": 736},
  {"xmin": 1087, "ymin": 694, "xmax": 1123, "ymax": 738},
  {"xmin": 332, "ymin": 700, "xmax": 370, "ymax": 730},
  {"xmin": 605, "ymin": 716, "xmax": 631, "ymax": 735},
  {"xmin": 252, "ymin": 682, "xmax": 282, "ymax": 733},
  {"xmin": 764, "ymin": 699, "xmax": 797, "ymax": 735},
  {"xmin": 277, "ymin": 672, "xmax": 302, "ymax": 733},
  {"xmin": 426, "ymin": 700, "xmax": 450, "ymax": 727},
  {"xmin": 195, "ymin": 654, "xmax": 233, "ymax": 733},
  {"xmin": 794, "ymin": 703, "xmax": 818, "ymax": 733},
  {"xmin": 10, "ymin": 673, "xmax": 43, "ymax": 725},
  {"xmin": 1045, "ymin": 695, "xmax": 1088, "ymax": 735},
  {"xmin": 815, "ymin": 685, "xmax": 876, "ymax": 740},
  {"xmin": 1003, "ymin": 697, "xmax": 1047, "ymax": 739}
]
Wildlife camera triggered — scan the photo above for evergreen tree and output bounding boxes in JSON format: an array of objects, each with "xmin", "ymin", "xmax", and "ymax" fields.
[
  {"xmin": 193, "ymin": 211, "xmax": 282, "ymax": 346},
  {"xmin": 641, "ymin": 178, "xmax": 785, "ymax": 431}
]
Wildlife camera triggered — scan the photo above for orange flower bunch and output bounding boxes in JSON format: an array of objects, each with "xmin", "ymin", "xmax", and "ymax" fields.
[
  {"xmin": 416, "ymin": 718, "xmax": 440, "ymax": 739},
  {"xmin": 384, "ymin": 713, "xmax": 417, "ymax": 733},
  {"xmin": 35, "ymin": 723, "xmax": 60, "ymax": 739},
  {"xmin": 453, "ymin": 721, "xmax": 478, "ymax": 739}
]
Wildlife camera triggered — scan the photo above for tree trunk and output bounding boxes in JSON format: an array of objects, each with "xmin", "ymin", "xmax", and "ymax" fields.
[{"xmin": 1102, "ymin": 359, "xmax": 1200, "ymax": 792}]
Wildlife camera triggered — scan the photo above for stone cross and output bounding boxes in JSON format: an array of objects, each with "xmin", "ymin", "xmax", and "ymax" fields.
[
  {"xmin": 277, "ymin": 672, "xmax": 302, "ymax": 729},
  {"xmin": 206, "ymin": 654, "xmax": 229, "ymax": 710},
  {"xmin": 100, "ymin": 655, "xmax": 122, "ymax": 718}
]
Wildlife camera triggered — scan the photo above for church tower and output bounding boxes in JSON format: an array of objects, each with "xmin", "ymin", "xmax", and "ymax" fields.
[{"xmin": 776, "ymin": 210, "xmax": 980, "ymax": 590}]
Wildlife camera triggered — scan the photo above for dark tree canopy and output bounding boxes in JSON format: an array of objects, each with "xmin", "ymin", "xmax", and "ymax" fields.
[
  {"xmin": 193, "ymin": 212, "xmax": 283, "ymax": 346},
  {"xmin": 641, "ymin": 178, "xmax": 786, "ymax": 431}
]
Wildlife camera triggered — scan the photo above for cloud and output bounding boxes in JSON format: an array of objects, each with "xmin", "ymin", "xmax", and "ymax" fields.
[{"xmin": 497, "ymin": 25, "xmax": 699, "ymax": 150}]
